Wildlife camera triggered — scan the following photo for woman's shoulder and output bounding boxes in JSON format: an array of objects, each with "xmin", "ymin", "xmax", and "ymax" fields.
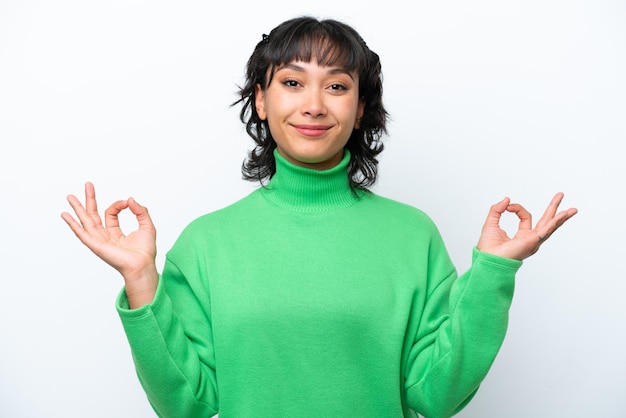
[
  {"xmin": 178, "ymin": 189, "xmax": 264, "ymax": 234},
  {"xmin": 359, "ymin": 191, "xmax": 441, "ymax": 233},
  {"xmin": 364, "ymin": 191, "xmax": 434, "ymax": 218}
]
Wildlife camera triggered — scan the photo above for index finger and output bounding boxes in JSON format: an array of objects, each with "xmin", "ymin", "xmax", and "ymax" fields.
[{"xmin": 506, "ymin": 203, "xmax": 533, "ymax": 231}]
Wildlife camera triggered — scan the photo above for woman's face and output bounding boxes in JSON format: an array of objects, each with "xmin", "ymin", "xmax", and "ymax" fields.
[{"xmin": 255, "ymin": 60, "xmax": 365, "ymax": 170}]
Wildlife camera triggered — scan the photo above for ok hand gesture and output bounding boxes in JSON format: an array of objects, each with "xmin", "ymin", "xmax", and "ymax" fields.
[
  {"xmin": 61, "ymin": 182, "xmax": 158, "ymax": 308},
  {"xmin": 477, "ymin": 192, "xmax": 578, "ymax": 261}
]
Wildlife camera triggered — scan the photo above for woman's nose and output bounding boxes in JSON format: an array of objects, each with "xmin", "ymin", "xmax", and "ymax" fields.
[{"xmin": 301, "ymin": 88, "xmax": 326, "ymax": 117}]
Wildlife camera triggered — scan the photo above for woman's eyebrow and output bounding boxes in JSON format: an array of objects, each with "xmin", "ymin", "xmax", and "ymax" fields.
[
  {"xmin": 327, "ymin": 67, "xmax": 355, "ymax": 79},
  {"xmin": 275, "ymin": 63, "xmax": 306, "ymax": 73},
  {"xmin": 275, "ymin": 63, "xmax": 355, "ymax": 79}
]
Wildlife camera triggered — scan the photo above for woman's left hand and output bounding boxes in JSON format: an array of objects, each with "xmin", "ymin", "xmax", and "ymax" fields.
[{"xmin": 476, "ymin": 192, "xmax": 578, "ymax": 260}]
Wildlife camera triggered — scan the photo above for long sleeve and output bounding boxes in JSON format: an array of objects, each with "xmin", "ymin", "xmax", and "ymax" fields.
[
  {"xmin": 404, "ymin": 246, "xmax": 521, "ymax": 418},
  {"xmin": 116, "ymin": 254, "xmax": 219, "ymax": 418}
]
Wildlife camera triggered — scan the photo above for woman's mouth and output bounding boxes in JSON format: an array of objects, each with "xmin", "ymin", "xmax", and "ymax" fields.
[{"xmin": 293, "ymin": 124, "xmax": 330, "ymax": 137}]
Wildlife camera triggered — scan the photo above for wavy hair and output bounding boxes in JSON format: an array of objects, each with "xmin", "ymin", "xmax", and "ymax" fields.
[{"xmin": 233, "ymin": 16, "xmax": 388, "ymax": 190}]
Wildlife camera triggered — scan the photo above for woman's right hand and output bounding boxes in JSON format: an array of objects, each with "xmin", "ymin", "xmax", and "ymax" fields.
[{"xmin": 61, "ymin": 182, "xmax": 158, "ymax": 308}]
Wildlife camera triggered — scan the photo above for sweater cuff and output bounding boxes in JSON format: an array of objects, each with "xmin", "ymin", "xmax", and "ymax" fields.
[
  {"xmin": 471, "ymin": 247, "xmax": 523, "ymax": 271},
  {"xmin": 115, "ymin": 273, "xmax": 166, "ymax": 318}
]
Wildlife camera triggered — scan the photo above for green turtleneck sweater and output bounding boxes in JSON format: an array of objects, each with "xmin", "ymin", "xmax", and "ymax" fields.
[{"xmin": 116, "ymin": 150, "xmax": 521, "ymax": 418}]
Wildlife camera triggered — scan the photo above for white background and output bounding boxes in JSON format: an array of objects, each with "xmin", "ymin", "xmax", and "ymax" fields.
[{"xmin": 1, "ymin": 0, "xmax": 624, "ymax": 417}]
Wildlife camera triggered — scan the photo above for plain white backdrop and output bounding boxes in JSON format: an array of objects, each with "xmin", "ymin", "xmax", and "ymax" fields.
[{"xmin": 1, "ymin": 0, "xmax": 624, "ymax": 416}]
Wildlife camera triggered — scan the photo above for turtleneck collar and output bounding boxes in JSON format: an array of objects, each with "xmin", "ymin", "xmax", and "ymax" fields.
[{"xmin": 260, "ymin": 149, "xmax": 364, "ymax": 212}]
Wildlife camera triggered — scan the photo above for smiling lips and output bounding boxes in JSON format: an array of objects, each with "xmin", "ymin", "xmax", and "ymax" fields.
[{"xmin": 292, "ymin": 124, "xmax": 331, "ymax": 137}]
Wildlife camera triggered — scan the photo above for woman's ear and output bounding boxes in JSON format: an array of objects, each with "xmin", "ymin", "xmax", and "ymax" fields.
[
  {"xmin": 255, "ymin": 84, "xmax": 267, "ymax": 120},
  {"xmin": 354, "ymin": 97, "xmax": 365, "ymax": 129}
]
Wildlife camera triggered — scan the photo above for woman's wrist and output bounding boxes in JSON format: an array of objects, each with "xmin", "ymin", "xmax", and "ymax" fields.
[{"xmin": 124, "ymin": 264, "xmax": 159, "ymax": 309}]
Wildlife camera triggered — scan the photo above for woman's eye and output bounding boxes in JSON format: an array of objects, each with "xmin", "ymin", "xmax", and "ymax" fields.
[
  {"xmin": 283, "ymin": 79, "xmax": 299, "ymax": 87},
  {"xmin": 329, "ymin": 84, "xmax": 347, "ymax": 91}
]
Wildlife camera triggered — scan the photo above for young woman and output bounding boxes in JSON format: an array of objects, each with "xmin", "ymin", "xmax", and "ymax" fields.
[{"xmin": 61, "ymin": 16, "xmax": 577, "ymax": 418}]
